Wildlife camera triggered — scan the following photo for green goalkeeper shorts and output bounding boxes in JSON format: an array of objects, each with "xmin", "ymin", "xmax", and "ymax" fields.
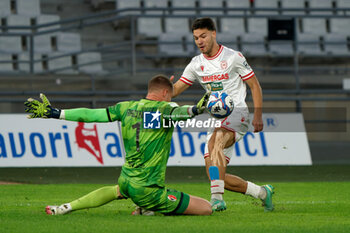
[{"xmin": 118, "ymin": 175, "xmax": 190, "ymax": 215}]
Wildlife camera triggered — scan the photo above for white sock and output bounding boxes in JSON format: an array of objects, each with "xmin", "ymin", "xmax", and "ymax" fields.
[
  {"xmin": 59, "ymin": 203, "xmax": 72, "ymax": 213},
  {"xmin": 245, "ymin": 181, "xmax": 266, "ymax": 200},
  {"xmin": 211, "ymin": 180, "xmax": 224, "ymax": 200}
]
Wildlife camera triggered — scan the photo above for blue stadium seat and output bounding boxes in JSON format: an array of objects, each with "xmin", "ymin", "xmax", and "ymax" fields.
[
  {"xmin": 144, "ymin": 0, "xmax": 169, "ymax": 15},
  {"xmin": 0, "ymin": 54, "xmax": 14, "ymax": 72},
  {"xmin": 247, "ymin": 18, "xmax": 268, "ymax": 37},
  {"xmin": 16, "ymin": 0, "xmax": 41, "ymax": 16},
  {"xmin": 0, "ymin": 0, "xmax": 11, "ymax": 17},
  {"xmin": 115, "ymin": 0, "xmax": 142, "ymax": 15},
  {"xmin": 34, "ymin": 15, "xmax": 61, "ymax": 53},
  {"xmin": 220, "ymin": 17, "xmax": 245, "ymax": 34},
  {"xmin": 33, "ymin": 35, "xmax": 52, "ymax": 53},
  {"xmin": 225, "ymin": 0, "xmax": 250, "ymax": 15},
  {"xmin": 297, "ymin": 34, "xmax": 325, "ymax": 56},
  {"xmin": 330, "ymin": 18, "xmax": 350, "ymax": 36},
  {"xmin": 199, "ymin": 0, "xmax": 225, "ymax": 16},
  {"xmin": 241, "ymin": 33, "xmax": 267, "ymax": 56},
  {"xmin": 7, "ymin": 15, "xmax": 31, "ymax": 33},
  {"xmin": 323, "ymin": 34, "xmax": 350, "ymax": 56},
  {"xmin": 254, "ymin": 0, "xmax": 279, "ymax": 15},
  {"xmin": 336, "ymin": 0, "xmax": 350, "ymax": 14},
  {"xmin": 280, "ymin": 0, "xmax": 306, "ymax": 15},
  {"xmin": 158, "ymin": 33, "xmax": 188, "ymax": 56},
  {"xmin": 216, "ymin": 33, "xmax": 239, "ymax": 49},
  {"xmin": 78, "ymin": 52, "xmax": 104, "ymax": 74},
  {"xmin": 56, "ymin": 32, "xmax": 82, "ymax": 53},
  {"xmin": 164, "ymin": 17, "xmax": 190, "ymax": 35},
  {"xmin": 269, "ymin": 41, "xmax": 294, "ymax": 56},
  {"xmin": 18, "ymin": 53, "xmax": 44, "ymax": 73},
  {"xmin": 48, "ymin": 52, "xmax": 77, "ymax": 74},
  {"xmin": 0, "ymin": 36, "xmax": 23, "ymax": 53},
  {"xmin": 302, "ymin": 18, "xmax": 327, "ymax": 35},
  {"xmin": 171, "ymin": 0, "xmax": 196, "ymax": 15},
  {"xmin": 36, "ymin": 14, "xmax": 60, "ymax": 32},
  {"xmin": 137, "ymin": 17, "xmax": 163, "ymax": 38},
  {"xmin": 309, "ymin": 0, "xmax": 334, "ymax": 15}
]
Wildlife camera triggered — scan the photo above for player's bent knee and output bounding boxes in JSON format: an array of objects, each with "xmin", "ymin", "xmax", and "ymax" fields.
[
  {"xmin": 116, "ymin": 185, "xmax": 127, "ymax": 200},
  {"xmin": 185, "ymin": 196, "xmax": 212, "ymax": 215}
]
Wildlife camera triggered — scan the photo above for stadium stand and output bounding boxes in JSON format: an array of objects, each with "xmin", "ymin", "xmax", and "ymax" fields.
[
  {"xmin": 16, "ymin": 0, "xmax": 41, "ymax": 16},
  {"xmin": 0, "ymin": 36, "xmax": 22, "ymax": 53},
  {"xmin": 0, "ymin": 0, "xmax": 349, "ymax": 150},
  {"xmin": 0, "ymin": 54, "xmax": 13, "ymax": 71},
  {"xmin": 48, "ymin": 52, "xmax": 76, "ymax": 74},
  {"xmin": 240, "ymin": 33, "xmax": 267, "ymax": 56},
  {"xmin": 55, "ymin": 32, "xmax": 82, "ymax": 53},
  {"xmin": 269, "ymin": 41, "xmax": 294, "ymax": 56},
  {"xmin": 297, "ymin": 34, "xmax": 325, "ymax": 56},
  {"xmin": 216, "ymin": 32, "xmax": 238, "ymax": 49},
  {"xmin": 143, "ymin": 0, "xmax": 169, "ymax": 15},
  {"xmin": 115, "ymin": 0, "xmax": 141, "ymax": 15},
  {"xmin": 164, "ymin": 17, "xmax": 190, "ymax": 35},
  {"xmin": 330, "ymin": 18, "xmax": 350, "ymax": 35},
  {"xmin": 337, "ymin": 0, "xmax": 350, "ymax": 15},
  {"xmin": 302, "ymin": 18, "xmax": 328, "ymax": 35},
  {"xmin": 199, "ymin": 0, "xmax": 225, "ymax": 16},
  {"xmin": 7, "ymin": 14, "xmax": 31, "ymax": 33},
  {"xmin": 254, "ymin": 0, "xmax": 279, "ymax": 15},
  {"xmin": 220, "ymin": 17, "xmax": 245, "ymax": 34},
  {"xmin": 158, "ymin": 33, "xmax": 188, "ymax": 56},
  {"xmin": 185, "ymin": 33, "xmax": 196, "ymax": 54},
  {"xmin": 247, "ymin": 17, "xmax": 268, "ymax": 36},
  {"xmin": 77, "ymin": 52, "xmax": 104, "ymax": 74},
  {"xmin": 280, "ymin": 0, "xmax": 306, "ymax": 15},
  {"xmin": 36, "ymin": 14, "xmax": 60, "ymax": 31},
  {"xmin": 0, "ymin": 0, "xmax": 349, "ymax": 77},
  {"xmin": 171, "ymin": 0, "xmax": 197, "ymax": 15},
  {"xmin": 0, "ymin": 0, "xmax": 11, "ymax": 16},
  {"xmin": 33, "ymin": 34, "xmax": 52, "ymax": 53},
  {"xmin": 323, "ymin": 34, "xmax": 350, "ymax": 56},
  {"xmin": 136, "ymin": 16, "xmax": 163, "ymax": 38},
  {"xmin": 17, "ymin": 53, "xmax": 44, "ymax": 73},
  {"xmin": 309, "ymin": 0, "xmax": 334, "ymax": 15},
  {"xmin": 225, "ymin": 0, "xmax": 251, "ymax": 15}
]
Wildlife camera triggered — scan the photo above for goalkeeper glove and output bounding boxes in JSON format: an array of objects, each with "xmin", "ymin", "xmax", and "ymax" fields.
[
  {"xmin": 24, "ymin": 93, "xmax": 61, "ymax": 119},
  {"xmin": 192, "ymin": 90, "xmax": 211, "ymax": 115}
]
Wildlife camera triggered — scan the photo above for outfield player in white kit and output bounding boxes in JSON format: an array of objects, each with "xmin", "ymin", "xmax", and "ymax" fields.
[{"xmin": 172, "ymin": 18, "xmax": 274, "ymax": 212}]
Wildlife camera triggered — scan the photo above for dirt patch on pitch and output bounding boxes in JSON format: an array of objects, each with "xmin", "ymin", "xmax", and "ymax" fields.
[{"xmin": 0, "ymin": 181, "xmax": 23, "ymax": 185}]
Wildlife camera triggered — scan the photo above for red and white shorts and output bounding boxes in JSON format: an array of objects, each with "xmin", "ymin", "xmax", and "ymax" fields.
[{"xmin": 204, "ymin": 107, "xmax": 250, "ymax": 164}]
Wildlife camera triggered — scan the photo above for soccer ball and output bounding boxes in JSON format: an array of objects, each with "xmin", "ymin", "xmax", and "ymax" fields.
[{"xmin": 207, "ymin": 92, "xmax": 234, "ymax": 118}]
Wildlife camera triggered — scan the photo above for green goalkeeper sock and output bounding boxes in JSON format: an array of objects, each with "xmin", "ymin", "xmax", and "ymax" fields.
[{"xmin": 70, "ymin": 185, "xmax": 118, "ymax": 211}]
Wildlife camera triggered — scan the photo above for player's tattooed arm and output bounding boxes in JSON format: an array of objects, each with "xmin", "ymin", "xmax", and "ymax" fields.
[{"xmin": 245, "ymin": 76, "xmax": 263, "ymax": 132}]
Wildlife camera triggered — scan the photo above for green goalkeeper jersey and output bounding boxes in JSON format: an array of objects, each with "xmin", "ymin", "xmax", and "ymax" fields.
[
  {"xmin": 64, "ymin": 99, "xmax": 194, "ymax": 187},
  {"xmin": 107, "ymin": 99, "xmax": 194, "ymax": 187}
]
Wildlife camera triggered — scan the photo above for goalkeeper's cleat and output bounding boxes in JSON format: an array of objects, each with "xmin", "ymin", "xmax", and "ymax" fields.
[
  {"xmin": 262, "ymin": 184, "xmax": 275, "ymax": 212},
  {"xmin": 131, "ymin": 206, "xmax": 155, "ymax": 216},
  {"xmin": 45, "ymin": 204, "xmax": 71, "ymax": 215},
  {"xmin": 210, "ymin": 199, "xmax": 227, "ymax": 212}
]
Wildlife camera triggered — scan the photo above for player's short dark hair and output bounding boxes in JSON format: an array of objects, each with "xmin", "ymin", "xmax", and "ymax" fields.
[
  {"xmin": 191, "ymin": 17, "xmax": 217, "ymax": 32},
  {"xmin": 148, "ymin": 74, "xmax": 173, "ymax": 92}
]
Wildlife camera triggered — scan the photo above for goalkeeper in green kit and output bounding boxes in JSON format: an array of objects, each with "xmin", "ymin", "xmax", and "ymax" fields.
[{"xmin": 24, "ymin": 74, "xmax": 212, "ymax": 216}]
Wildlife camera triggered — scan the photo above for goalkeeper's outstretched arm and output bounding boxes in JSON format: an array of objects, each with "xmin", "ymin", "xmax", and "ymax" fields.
[
  {"xmin": 24, "ymin": 93, "xmax": 110, "ymax": 123},
  {"xmin": 164, "ymin": 90, "xmax": 211, "ymax": 121}
]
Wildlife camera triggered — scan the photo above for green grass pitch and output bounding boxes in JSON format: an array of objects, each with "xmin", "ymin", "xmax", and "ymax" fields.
[
  {"xmin": 0, "ymin": 182, "xmax": 349, "ymax": 233},
  {"xmin": 0, "ymin": 166, "xmax": 349, "ymax": 233}
]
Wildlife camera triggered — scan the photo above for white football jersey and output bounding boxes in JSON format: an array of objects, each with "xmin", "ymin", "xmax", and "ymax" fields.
[{"xmin": 180, "ymin": 45, "xmax": 255, "ymax": 109}]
